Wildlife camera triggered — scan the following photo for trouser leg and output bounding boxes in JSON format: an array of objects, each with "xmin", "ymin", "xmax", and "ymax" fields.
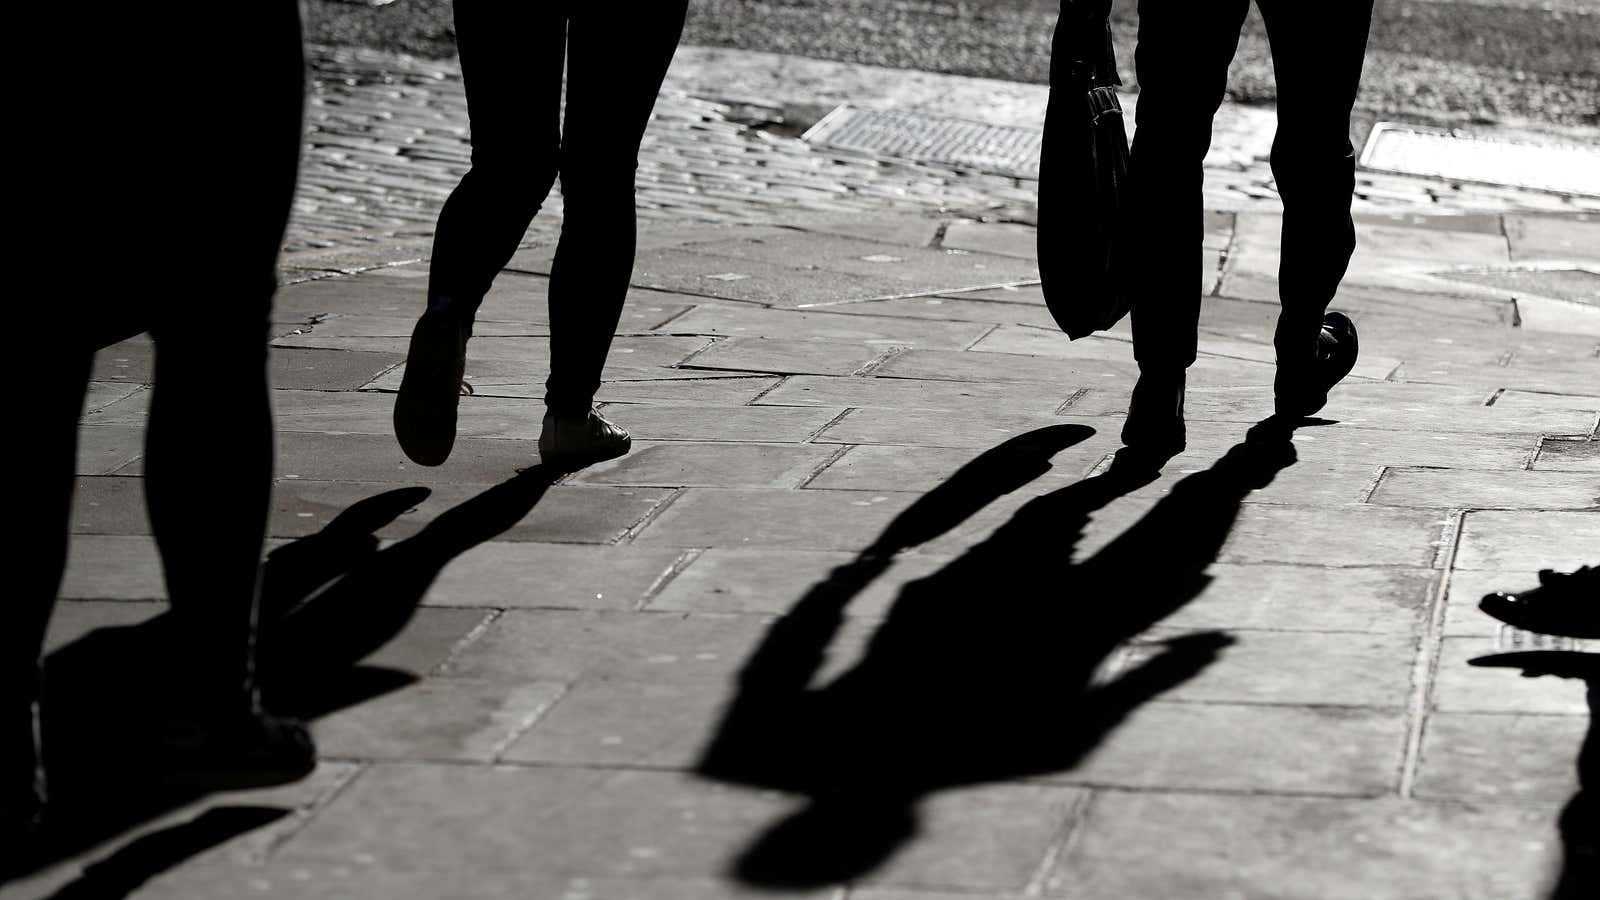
[
  {"xmin": 1124, "ymin": 0, "xmax": 1252, "ymax": 372},
  {"xmin": 543, "ymin": 1, "xmax": 688, "ymax": 418},
  {"xmin": 426, "ymin": 1, "xmax": 566, "ymax": 322},
  {"xmin": 1256, "ymin": 0, "xmax": 1375, "ymax": 359}
]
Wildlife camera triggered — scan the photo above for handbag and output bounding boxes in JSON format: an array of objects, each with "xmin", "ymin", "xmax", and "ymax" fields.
[{"xmin": 1037, "ymin": 1, "xmax": 1131, "ymax": 339}]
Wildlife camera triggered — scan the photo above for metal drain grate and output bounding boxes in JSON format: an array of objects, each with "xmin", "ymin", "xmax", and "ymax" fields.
[
  {"xmin": 1360, "ymin": 123, "xmax": 1600, "ymax": 197},
  {"xmin": 803, "ymin": 106, "xmax": 1044, "ymax": 179}
]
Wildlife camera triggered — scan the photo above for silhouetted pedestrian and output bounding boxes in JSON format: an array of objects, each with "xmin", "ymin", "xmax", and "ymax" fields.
[
  {"xmin": 1117, "ymin": 0, "xmax": 1370, "ymax": 455},
  {"xmin": 393, "ymin": 1, "xmax": 691, "ymax": 470},
  {"xmin": 7, "ymin": 3, "xmax": 315, "ymax": 847}
]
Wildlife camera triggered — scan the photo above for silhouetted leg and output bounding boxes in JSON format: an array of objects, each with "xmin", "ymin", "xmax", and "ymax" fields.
[
  {"xmin": 1124, "ymin": 0, "xmax": 1251, "ymax": 373},
  {"xmin": 4, "ymin": 352, "xmax": 91, "ymax": 831},
  {"xmin": 425, "ymin": 2, "xmax": 565, "ymax": 321},
  {"xmin": 143, "ymin": 3, "xmax": 307, "ymax": 714},
  {"xmin": 543, "ymin": 1, "xmax": 687, "ymax": 418},
  {"xmin": 1256, "ymin": 0, "xmax": 1374, "ymax": 360}
]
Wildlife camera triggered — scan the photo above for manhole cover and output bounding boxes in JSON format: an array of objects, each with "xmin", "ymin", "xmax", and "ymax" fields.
[
  {"xmin": 1360, "ymin": 123, "xmax": 1600, "ymax": 197},
  {"xmin": 1441, "ymin": 268, "xmax": 1600, "ymax": 306},
  {"xmin": 803, "ymin": 106, "xmax": 1044, "ymax": 179}
]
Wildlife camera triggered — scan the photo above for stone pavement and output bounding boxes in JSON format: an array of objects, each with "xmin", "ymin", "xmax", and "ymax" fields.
[{"xmin": 14, "ymin": 44, "xmax": 1600, "ymax": 900}]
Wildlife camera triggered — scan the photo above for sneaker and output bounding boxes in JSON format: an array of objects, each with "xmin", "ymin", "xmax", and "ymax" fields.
[
  {"xmin": 1479, "ymin": 565, "xmax": 1600, "ymax": 639},
  {"xmin": 538, "ymin": 408, "xmax": 632, "ymax": 469},
  {"xmin": 1275, "ymin": 311, "xmax": 1358, "ymax": 418},
  {"xmin": 1120, "ymin": 370, "xmax": 1186, "ymax": 457},
  {"xmin": 159, "ymin": 708, "xmax": 317, "ymax": 790},
  {"xmin": 394, "ymin": 309, "xmax": 469, "ymax": 467}
]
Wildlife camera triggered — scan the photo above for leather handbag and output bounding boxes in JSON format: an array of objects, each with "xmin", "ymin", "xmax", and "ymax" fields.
[{"xmin": 1037, "ymin": 1, "xmax": 1131, "ymax": 339}]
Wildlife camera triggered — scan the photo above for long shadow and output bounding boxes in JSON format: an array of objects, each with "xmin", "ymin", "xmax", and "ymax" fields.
[
  {"xmin": 698, "ymin": 419, "xmax": 1300, "ymax": 887},
  {"xmin": 7, "ymin": 464, "xmax": 560, "ymax": 891},
  {"xmin": 1470, "ymin": 651, "xmax": 1599, "ymax": 899}
]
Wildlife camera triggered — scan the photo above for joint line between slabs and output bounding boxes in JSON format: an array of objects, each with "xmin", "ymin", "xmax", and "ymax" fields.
[
  {"xmin": 433, "ymin": 608, "xmax": 505, "ymax": 678},
  {"xmin": 963, "ymin": 321, "xmax": 1002, "ymax": 351},
  {"xmin": 637, "ymin": 548, "xmax": 704, "ymax": 610},
  {"xmin": 253, "ymin": 761, "xmax": 370, "ymax": 863},
  {"xmin": 618, "ymin": 487, "xmax": 689, "ymax": 544},
  {"xmin": 803, "ymin": 407, "xmax": 857, "ymax": 444},
  {"xmin": 851, "ymin": 344, "xmax": 912, "ymax": 377},
  {"xmin": 1398, "ymin": 508, "xmax": 1466, "ymax": 799},
  {"xmin": 1360, "ymin": 465, "xmax": 1391, "ymax": 504},
  {"xmin": 795, "ymin": 444, "xmax": 855, "ymax": 489},
  {"xmin": 490, "ymin": 682, "xmax": 571, "ymax": 764},
  {"xmin": 745, "ymin": 374, "xmax": 790, "ymax": 406}
]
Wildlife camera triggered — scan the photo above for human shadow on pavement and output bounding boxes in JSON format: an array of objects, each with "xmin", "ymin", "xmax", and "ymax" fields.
[
  {"xmin": 698, "ymin": 419, "xmax": 1299, "ymax": 887},
  {"xmin": 10, "ymin": 465, "xmax": 560, "ymax": 891},
  {"xmin": 1470, "ymin": 650, "xmax": 1599, "ymax": 899}
]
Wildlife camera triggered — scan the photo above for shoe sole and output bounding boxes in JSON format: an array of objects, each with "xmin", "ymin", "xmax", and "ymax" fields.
[{"xmin": 393, "ymin": 314, "xmax": 464, "ymax": 467}]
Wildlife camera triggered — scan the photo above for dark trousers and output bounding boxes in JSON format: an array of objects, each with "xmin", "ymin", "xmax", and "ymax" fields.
[
  {"xmin": 427, "ymin": 0, "xmax": 689, "ymax": 419},
  {"xmin": 8, "ymin": 4, "xmax": 305, "ymax": 816},
  {"xmin": 1124, "ymin": 0, "xmax": 1375, "ymax": 371}
]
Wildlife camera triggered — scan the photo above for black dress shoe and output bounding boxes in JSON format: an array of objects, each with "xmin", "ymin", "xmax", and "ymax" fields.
[
  {"xmin": 1479, "ymin": 565, "xmax": 1600, "ymax": 639},
  {"xmin": 394, "ymin": 308, "xmax": 470, "ymax": 467},
  {"xmin": 1275, "ymin": 311, "xmax": 1358, "ymax": 418},
  {"xmin": 1121, "ymin": 370, "xmax": 1186, "ymax": 457}
]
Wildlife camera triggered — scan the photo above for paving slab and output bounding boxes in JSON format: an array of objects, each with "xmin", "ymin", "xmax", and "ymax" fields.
[
  {"xmin": 594, "ymin": 375, "xmax": 782, "ymax": 406},
  {"xmin": 1056, "ymin": 701, "xmax": 1405, "ymax": 795},
  {"xmin": 692, "ymin": 231, "xmax": 1039, "ymax": 286},
  {"xmin": 568, "ymin": 441, "xmax": 836, "ymax": 489},
  {"xmin": 939, "ymin": 219, "xmax": 1036, "ymax": 258},
  {"xmin": 1454, "ymin": 509, "xmax": 1600, "ymax": 571},
  {"xmin": 417, "ymin": 542, "xmax": 684, "ymax": 611},
  {"xmin": 57, "ymin": 534, "xmax": 166, "ymax": 601},
  {"xmin": 441, "ymin": 609, "xmax": 777, "ymax": 685},
  {"xmin": 1414, "ymin": 712, "xmax": 1587, "ymax": 805},
  {"xmin": 628, "ymin": 247, "xmax": 923, "ymax": 306},
  {"xmin": 594, "ymin": 402, "xmax": 845, "ymax": 443},
  {"xmin": 1048, "ymin": 792, "xmax": 1560, "ymax": 900},
  {"xmin": 662, "ymin": 304, "xmax": 993, "ymax": 349},
  {"xmin": 5, "ymin": 763, "xmax": 361, "ymax": 900},
  {"xmin": 1154, "ymin": 563, "xmax": 1435, "ymax": 635},
  {"xmin": 647, "ymin": 548, "xmax": 951, "ymax": 617},
  {"xmin": 1432, "ymin": 636, "xmax": 1591, "ymax": 715},
  {"xmin": 59, "ymin": 479, "xmax": 671, "ymax": 545},
  {"xmin": 632, "ymin": 487, "xmax": 918, "ymax": 551},
  {"xmin": 91, "ymin": 337, "xmax": 403, "ymax": 391},
  {"xmin": 75, "ymin": 424, "xmax": 143, "ymax": 475},
  {"xmin": 82, "ymin": 380, "xmax": 144, "ymax": 414},
  {"xmin": 1369, "ymin": 467, "xmax": 1599, "ymax": 510},
  {"xmin": 41, "ymin": 599, "xmax": 165, "ymax": 653},
  {"xmin": 1533, "ymin": 437, "xmax": 1600, "ymax": 471},
  {"xmin": 807, "ymin": 441, "xmax": 1111, "ymax": 491},
  {"xmin": 1505, "ymin": 213, "xmax": 1600, "ymax": 263},
  {"xmin": 1123, "ymin": 629, "xmax": 1418, "ymax": 708},
  {"xmin": 756, "ymin": 374, "xmax": 1076, "ymax": 416},
  {"xmin": 835, "ymin": 292, "xmax": 1063, "ymax": 329},
  {"xmin": 680, "ymin": 335, "xmax": 898, "ymax": 375},
  {"xmin": 311, "ymin": 678, "xmax": 564, "ymax": 763}
]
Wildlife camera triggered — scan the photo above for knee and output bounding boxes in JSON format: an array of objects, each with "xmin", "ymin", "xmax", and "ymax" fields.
[
  {"xmin": 465, "ymin": 152, "xmax": 560, "ymax": 211},
  {"xmin": 558, "ymin": 152, "xmax": 639, "ymax": 208},
  {"xmin": 1269, "ymin": 126, "xmax": 1355, "ymax": 183}
]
